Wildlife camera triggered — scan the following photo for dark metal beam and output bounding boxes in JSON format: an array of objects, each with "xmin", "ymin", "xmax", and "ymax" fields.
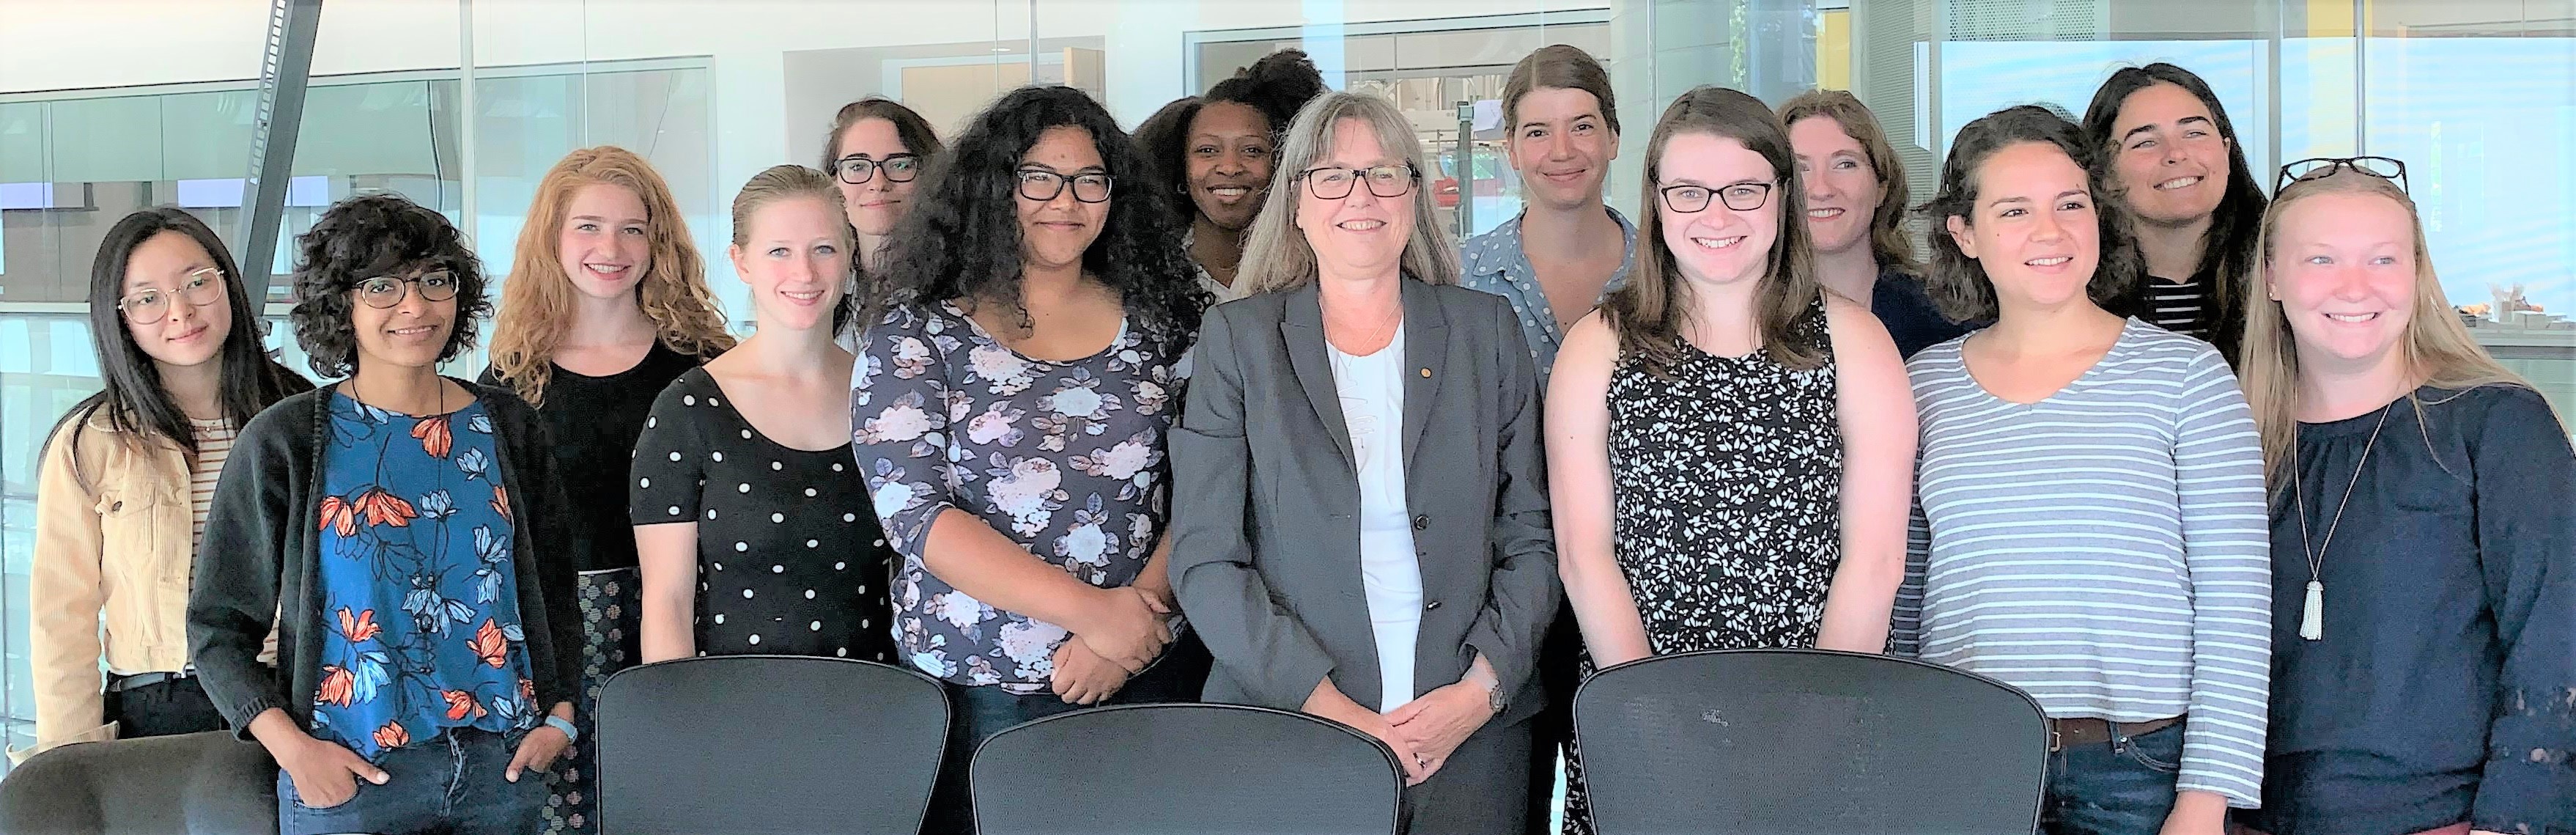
[{"xmin": 238, "ymin": 0, "xmax": 324, "ymax": 302}]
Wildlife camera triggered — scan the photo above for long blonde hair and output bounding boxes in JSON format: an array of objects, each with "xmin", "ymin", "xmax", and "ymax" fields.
[
  {"xmin": 1237, "ymin": 91, "xmax": 1459, "ymax": 293},
  {"xmin": 487, "ymin": 146, "xmax": 736, "ymax": 405},
  {"xmin": 2240, "ymin": 169, "xmax": 2544, "ymax": 486}
]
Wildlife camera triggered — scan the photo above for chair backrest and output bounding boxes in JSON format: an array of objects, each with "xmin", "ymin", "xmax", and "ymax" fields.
[
  {"xmin": 0, "ymin": 731, "xmax": 278, "ymax": 835},
  {"xmin": 970, "ymin": 703, "xmax": 1403, "ymax": 835},
  {"xmin": 1572, "ymin": 649, "xmax": 2048, "ymax": 835},
  {"xmin": 597, "ymin": 655, "xmax": 948, "ymax": 835}
]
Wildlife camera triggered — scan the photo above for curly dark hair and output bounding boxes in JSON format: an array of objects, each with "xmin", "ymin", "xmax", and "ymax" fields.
[
  {"xmin": 288, "ymin": 193, "xmax": 491, "ymax": 378},
  {"xmin": 872, "ymin": 85, "xmax": 1206, "ymax": 355},
  {"xmin": 1919, "ymin": 105, "xmax": 2144, "ymax": 325},
  {"xmin": 1132, "ymin": 49, "xmax": 1329, "ymax": 226}
]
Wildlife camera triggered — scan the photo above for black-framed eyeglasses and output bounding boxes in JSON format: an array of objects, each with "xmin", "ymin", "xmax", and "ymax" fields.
[
  {"xmin": 834, "ymin": 153, "xmax": 922, "ymax": 185},
  {"xmin": 1295, "ymin": 163, "xmax": 1417, "ymax": 200},
  {"xmin": 117, "ymin": 266, "xmax": 227, "ymax": 323},
  {"xmin": 1016, "ymin": 168, "xmax": 1113, "ymax": 203},
  {"xmin": 1658, "ymin": 181, "xmax": 1774, "ymax": 213},
  {"xmin": 2276, "ymin": 156, "xmax": 2407, "ymax": 194},
  {"xmin": 355, "ymin": 269, "xmax": 461, "ymax": 309}
]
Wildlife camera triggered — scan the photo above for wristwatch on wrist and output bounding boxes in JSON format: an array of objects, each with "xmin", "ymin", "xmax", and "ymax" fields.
[
  {"xmin": 543, "ymin": 715, "xmax": 580, "ymax": 743},
  {"xmin": 1472, "ymin": 669, "xmax": 1506, "ymax": 713}
]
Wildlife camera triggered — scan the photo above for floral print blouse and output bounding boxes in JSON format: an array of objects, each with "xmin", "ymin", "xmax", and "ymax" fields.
[
  {"xmin": 851, "ymin": 301, "xmax": 1181, "ymax": 694},
  {"xmin": 314, "ymin": 394, "xmax": 538, "ymax": 759}
]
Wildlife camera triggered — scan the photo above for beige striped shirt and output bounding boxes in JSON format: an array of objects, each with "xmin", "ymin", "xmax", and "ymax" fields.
[{"xmin": 188, "ymin": 417, "xmax": 235, "ymax": 548}]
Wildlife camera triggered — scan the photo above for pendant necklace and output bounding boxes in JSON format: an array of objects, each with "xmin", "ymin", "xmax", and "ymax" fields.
[{"xmin": 2290, "ymin": 401, "xmax": 2392, "ymax": 641}]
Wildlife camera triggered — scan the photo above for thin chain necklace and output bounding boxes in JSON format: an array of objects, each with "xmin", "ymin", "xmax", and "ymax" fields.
[
  {"xmin": 2289, "ymin": 400, "xmax": 2393, "ymax": 641},
  {"xmin": 1325, "ymin": 294, "xmax": 1403, "ymax": 353}
]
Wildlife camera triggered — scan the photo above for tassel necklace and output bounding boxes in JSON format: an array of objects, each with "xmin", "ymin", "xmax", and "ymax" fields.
[{"xmin": 2289, "ymin": 402, "xmax": 2391, "ymax": 641}]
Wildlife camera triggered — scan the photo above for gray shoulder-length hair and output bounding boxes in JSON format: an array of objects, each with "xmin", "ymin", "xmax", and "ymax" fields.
[{"xmin": 1238, "ymin": 90, "xmax": 1461, "ymax": 293}]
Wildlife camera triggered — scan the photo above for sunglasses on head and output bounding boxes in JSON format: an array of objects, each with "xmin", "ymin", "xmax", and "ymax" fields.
[{"xmin": 2276, "ymin": 155, "xmax": 2407, "ymax": 194}]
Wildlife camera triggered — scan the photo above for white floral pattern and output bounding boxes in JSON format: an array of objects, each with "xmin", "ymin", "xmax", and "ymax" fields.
[{"xmin": 851, "ymin": 302, "xmax": 1182, "ymax": 694}]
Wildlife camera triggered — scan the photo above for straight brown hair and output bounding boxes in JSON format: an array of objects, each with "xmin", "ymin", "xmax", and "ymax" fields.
[
  {"xmin": 1603, "ymin": 86, "xmax": 1824, "ymax": 372},
  {"xmin": 1777, "ymin": 89, "xmax": 1917, "ymax": 275},
  {"xmin": 1502, "ymin": 44, "xmax": 1620, "ymax": 136}
]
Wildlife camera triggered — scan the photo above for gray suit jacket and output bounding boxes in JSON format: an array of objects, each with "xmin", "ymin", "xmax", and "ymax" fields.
[{"xmin": 1169, "ymin": 278, "xmax": 1559, "ymax": 721}]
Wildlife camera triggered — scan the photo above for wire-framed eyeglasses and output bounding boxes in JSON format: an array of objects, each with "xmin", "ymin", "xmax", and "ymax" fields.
[
  {"xmin": 355, "ymin": 269, "xmax": 461, "ymax": 309},
  {"xmin": 116, "ymin": 267, "xmax": 227, "ymax": 322}
]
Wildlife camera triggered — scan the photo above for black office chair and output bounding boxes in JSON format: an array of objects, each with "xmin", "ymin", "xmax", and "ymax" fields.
[
  {"xmin": 1572, "ymin": 649, "xmax": 2048, "ymax": 835},
  {"xmin": 596, "ymin": 655, "xmax": 948, "ymax": 835},
  {"xmin": 970, "ymin": 703, "xmax": 1403, "ymax": 835},
  {"xmin": 0, "ymin": 730, "xmax": 278, "ymax": 835}
]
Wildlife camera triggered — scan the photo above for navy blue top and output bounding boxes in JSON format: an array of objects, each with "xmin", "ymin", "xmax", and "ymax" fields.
[
  {"xmin": 313, "ymin": 394, "xmax": 538, "ymax": 759},
  {"xmin": 2245, "ymin": 385, "xmax": 2574, "ymax": 835},
  {"xmin": 1868, "ymin": 267, "xmax": 1973, "ymax": 358}
]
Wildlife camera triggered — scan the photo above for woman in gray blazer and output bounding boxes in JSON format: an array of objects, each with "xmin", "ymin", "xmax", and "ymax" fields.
[{"xmin": 1168, "ymin": 90, "xmax": 1560, "ymax": 834}]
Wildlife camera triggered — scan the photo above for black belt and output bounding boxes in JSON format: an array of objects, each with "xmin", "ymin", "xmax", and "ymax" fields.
[
  {"xmin": 106, "ymin": 669, "xmax": 196, "ymax": 693},
  {"xmin": 2047, "ymin": 715, "xmax": 2182, "ymax": 751}
]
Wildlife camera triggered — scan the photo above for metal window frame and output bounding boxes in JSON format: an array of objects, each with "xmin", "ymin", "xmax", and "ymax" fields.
[{"xmin": 238, "ymin": 0, "xmax": 325, "ymax": 301}]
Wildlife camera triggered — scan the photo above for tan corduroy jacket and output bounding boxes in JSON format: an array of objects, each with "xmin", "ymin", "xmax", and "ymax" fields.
[{"xmin": 15, "ymin": 410, "xmax": 268, "ymax": 764}]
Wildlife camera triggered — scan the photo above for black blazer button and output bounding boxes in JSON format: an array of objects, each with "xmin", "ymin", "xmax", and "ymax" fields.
[
  {"xmin": 1425, "ymin": 600, "xmax": 1442, "ymax": 611},
  {"xmin": 1411, "ymin": 514, "xmax": 1428, "ymax": 531}
]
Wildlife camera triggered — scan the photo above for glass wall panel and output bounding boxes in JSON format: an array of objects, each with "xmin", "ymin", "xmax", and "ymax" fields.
[{"xmin": 0, "ymin": 0, "xmax": 2567, "ymax": 773}]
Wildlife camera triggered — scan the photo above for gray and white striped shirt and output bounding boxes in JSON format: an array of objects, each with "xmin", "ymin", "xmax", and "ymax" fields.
[{"xmin": 1891, "ymin": 320, "xmax": 2272, "ymax": 807}]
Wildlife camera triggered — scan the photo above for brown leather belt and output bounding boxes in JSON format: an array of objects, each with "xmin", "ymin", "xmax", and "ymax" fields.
[{"xmin": 2048, "ymin": 715, "xmax": 2182, "ymax": 751}]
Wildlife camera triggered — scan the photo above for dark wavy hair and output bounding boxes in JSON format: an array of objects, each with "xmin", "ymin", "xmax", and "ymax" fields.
[
  {"xmin": 59, "ymin": 208, "xmax": 311, "ymax": 466},
  {"xmin": 872, "ymin": 85, "xmax": 1205, "ymax": 355},
  {"xmin": 1133, "ymin": 49, "xmax": 1329, "ymax": 225},
  {"xmin": 1921, "ymin": 105, "xmax": 2144, "ymax": 324},
  {"xmin": 2082, "ymin": 63, "xmax": 2265, "ymax": 360},
  {"xmin": 288, "ymin": 193, "xmax": 491, "ymax": 378}
]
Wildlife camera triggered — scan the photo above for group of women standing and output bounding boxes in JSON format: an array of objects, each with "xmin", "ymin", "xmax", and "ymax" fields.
[{"xmin": 21, "ymin": 40, "xmax": 2566, "ymax": 835}]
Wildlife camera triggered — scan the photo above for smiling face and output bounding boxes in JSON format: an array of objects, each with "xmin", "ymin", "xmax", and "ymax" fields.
[
  {"xmin": 2108, "ymin": 82, "xmax": 2231, "ymax": 228},
  {"xmin": 350, "ymin": 267, "xmax": 460, "ymax": 372},
  {"xmin": 833, "ymin": 117, "xmax": 919, "ymax": 238},
  {"xmin": 1293, "ymin": 117, "xmax": 1416, "ymax": 280},
  {"xmin": 119, "ymin": 230, "xmax": 235, "ymax": 370},
  {"xmin": 2267, "ymin": 191, "xmax": 2418, "ymax": 374},
  {"xmin": 1787, "ymin": 115, "xmax": 1883, "ymax": 257},
  {"xmin": 1506, "ymin": 86, "xmax": 1617, "ymax": 211},
  {"xmin": 728, "ymin": 195, "xmax": 849, "ymax": 333},
  {"xmin": 1655, "ymin": 131, "xmax": 1781, "ymax": 289},
  {"xmin": 557, "ymin": 182, "xmax": 653, "ymax": 301},
  {"xmin": 1016, "ymin": 125, "xmax": 1111, "ymax": 274},
  {"xmin": 1945, "ymin": 141, "xmax": 2103, "ymax": 314},
  {"xmin": 1184, "ymin": 101, "xmax": 1274, "ymax": 232}
]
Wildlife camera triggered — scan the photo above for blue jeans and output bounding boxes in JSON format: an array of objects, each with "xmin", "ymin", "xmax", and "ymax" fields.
[
  {"xmin": 918, "ymin": 633, "xmax": 1211, "ymax": 834},
  {"xmin": 2043, "ymin": 720, "xmax": 2187, "ymax": 835},
  {"xmin": 276, "ymin": 727, "xmax": 547, "ymax": 835}
]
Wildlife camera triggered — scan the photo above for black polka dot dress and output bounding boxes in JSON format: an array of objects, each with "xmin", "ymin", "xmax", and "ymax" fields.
[{"xmin": 627, "ymin": 368, "xmax": 896, "ymax": 662}]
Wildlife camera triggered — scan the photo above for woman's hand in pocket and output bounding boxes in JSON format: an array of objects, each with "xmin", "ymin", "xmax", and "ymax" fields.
[{"xmin": 278, "ymin": 733, "xmax": 385, "ymax": 809}]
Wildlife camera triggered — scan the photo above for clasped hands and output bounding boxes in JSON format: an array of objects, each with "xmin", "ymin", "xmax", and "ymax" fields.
[
  {"xmin": 1049, "ymin": 584, "xmax": 1176, "ymax": 705},
  {"xmin": 1307, "ymin": 674, "xmax": 1498, "ymax": 787}
]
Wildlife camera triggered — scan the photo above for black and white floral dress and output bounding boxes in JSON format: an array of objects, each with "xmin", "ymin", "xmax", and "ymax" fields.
[{"xmin": 1563, "ymin": 295, "xmax": 1846, "ymax": 835}]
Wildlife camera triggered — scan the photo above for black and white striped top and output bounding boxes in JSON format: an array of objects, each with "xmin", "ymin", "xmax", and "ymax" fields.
[
  {"xmin": 2144, "ymin": 271, "xmax": 2213, "ymax": 338},
  {"xmin": 1892, "ymin": 320, "xmax": 2273, "ymax": 806}
]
